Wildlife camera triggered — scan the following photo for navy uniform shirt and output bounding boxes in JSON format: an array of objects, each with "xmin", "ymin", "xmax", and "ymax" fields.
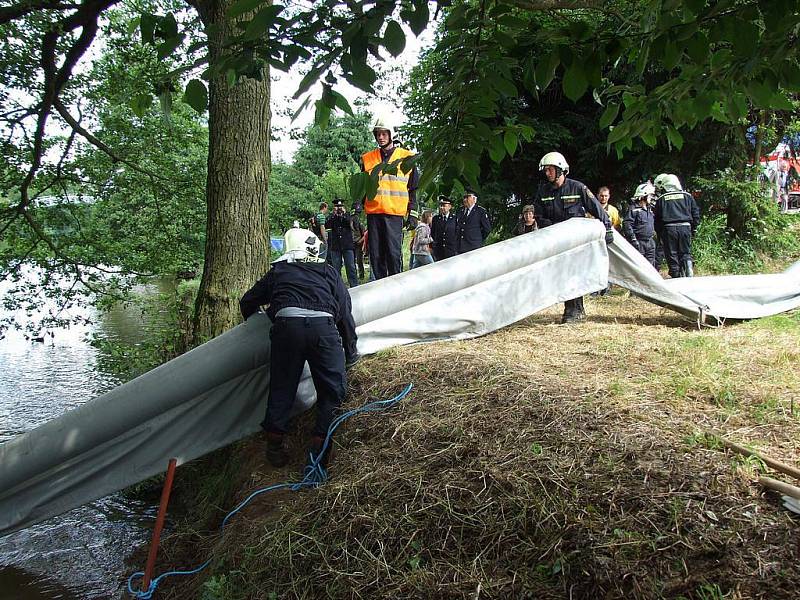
[
  {"xmin": 533, "ymin": 177, "xmax": 611, "ymax": 230},
  {"xmin": 456, "ymin": 204, "xmax": 491, "ymax": 253},
  {"xmin": 623, "ymin": 203, "xmax": 655, "ymax": 244}
]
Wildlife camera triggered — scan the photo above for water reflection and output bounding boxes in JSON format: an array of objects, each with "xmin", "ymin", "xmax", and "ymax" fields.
[{"xmin": 0, "ymin": 276, "xmax": 176, "ymax": 598}]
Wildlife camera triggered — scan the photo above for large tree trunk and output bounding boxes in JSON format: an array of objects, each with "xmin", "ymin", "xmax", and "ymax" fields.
[{"xmin": 191, "ymin": 0, "xmax": 271, "ymax": 343}]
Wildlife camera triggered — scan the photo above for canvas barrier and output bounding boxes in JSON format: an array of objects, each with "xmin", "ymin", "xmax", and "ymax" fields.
[{"xmin": 2, "ymin": 218, "xmax": 799, "ymax": 536}]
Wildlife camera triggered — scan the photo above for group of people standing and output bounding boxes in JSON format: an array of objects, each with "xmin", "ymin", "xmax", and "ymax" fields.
[{"xmin": 239, "ymin": 124, "xmax": 703, "ymax": 470}]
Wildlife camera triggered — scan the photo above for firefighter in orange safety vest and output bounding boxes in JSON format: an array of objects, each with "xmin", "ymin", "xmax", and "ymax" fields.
[{"xmin": 358, "ymin": 116, "xmax": 420, "ymax": 280}]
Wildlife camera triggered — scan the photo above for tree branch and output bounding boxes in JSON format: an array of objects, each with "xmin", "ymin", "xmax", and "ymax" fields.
[{"xmin": 0, "ymin": 0, "xmax": 79, "ymax": 26}]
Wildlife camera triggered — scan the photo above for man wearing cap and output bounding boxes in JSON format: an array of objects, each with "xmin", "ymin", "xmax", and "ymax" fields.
[
  {"xmin": 456, "ymin": 190, "xmax": 491, "ymax": 254},
  {"xmin": 431, "ymin": 195, "xmax": 458, "ymax": 261},
  {"xmin": 326, "ymin": 199, "xmax": 359, "ymax": 287}
]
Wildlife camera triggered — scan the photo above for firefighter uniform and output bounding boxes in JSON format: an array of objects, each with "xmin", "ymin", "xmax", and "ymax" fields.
[
  {"xmin": 654, "ymin": 190, "xmax": 700, "ymax": 278},
  {"xmin": 360, "ymin": 146, "xmax": 418, "ymax": 279},
  {"xmin": 431, "ymin": 207, "xmax": 458, "ymax": 260},
  {"xmin": 533, "ymin": 177, "xmax": 612, "ymax": 320},
  {"xmin": 623, "ymin": 203, "xmax": 657, "ymax": 268},
  {"xmin": 240, "ymin": 260, "xmax": 359, "ymax": 465},
  {"xmin": 456, "ymin": 203, "xmax": 491, "ymax": 254}
]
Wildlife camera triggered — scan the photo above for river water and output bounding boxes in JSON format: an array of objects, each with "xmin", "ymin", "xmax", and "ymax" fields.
[{"xmin": 0, "ymin": 280, "xmax": 176, "ymax": 599}]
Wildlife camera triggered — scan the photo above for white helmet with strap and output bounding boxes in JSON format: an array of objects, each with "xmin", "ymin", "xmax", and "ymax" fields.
[
  {"xmin": 538, "ymin": 151, "xmax": 569, "ymax": 175},
  {"xmin": 275, "ymin": 228, "xmax": 326, "ymax": 263},
  {"xmin": 372, "ymin": 114, "xmax": 394, "ymax": 142},
  {"xmin": 632, "ymin": 182, "xmax": 656, "ymax": 200},
  {"xmin": 653, "ymin": 173, "xmax": 683, "ymax": 194}
]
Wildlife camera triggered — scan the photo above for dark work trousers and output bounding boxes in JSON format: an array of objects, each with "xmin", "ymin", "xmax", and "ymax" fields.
[
  {"xmin": 638, "ymin": 238, "xmax": 657, "ymax": 269},
  {"xmin": 329, "ymin": 248, "xmax": 359, "ymax": 287},
  {"xmin": 262, "ymin": 317, "xmax": 347, "ymax": 437},
  {"xmin": 367, "ymin": 213, "xmax": 404, "ymax": 279},
  {"xmin": 655, "ymin": 233, "xmax": 666, "ymax": 270},
  {"xmin": 354, "ymin": 244, "xmax": 365, "ymax": 279},
  {"xmin": 433, "ymin": 247, "xmax": 457, "ymax": 262},
  {"xmin": 564, "ymin": 296, "xmax": 585, "ymax": 316},
  {"xmin": 662, "ymin": 224, "xmax": 693, "ymax": 278}
]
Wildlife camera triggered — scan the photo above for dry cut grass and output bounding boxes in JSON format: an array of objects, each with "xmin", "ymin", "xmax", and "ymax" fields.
[{"xmin": 165, "ymin": 294, "xmax": 800, "ymax": 600}]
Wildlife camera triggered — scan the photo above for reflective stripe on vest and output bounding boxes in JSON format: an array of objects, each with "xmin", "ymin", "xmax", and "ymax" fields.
[{"xmin": 362, "ymin": 147, "xmax": 415, "ymax": 216}]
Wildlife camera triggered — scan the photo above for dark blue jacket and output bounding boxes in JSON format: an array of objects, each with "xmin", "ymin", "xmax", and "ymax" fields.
[
  {"xmin": 431, "ymin": 212, "xmax": 458, "ymax": 256},
  {"xmin": 623, "ymin": 203, "xmax": 655, "ymax": 244},
  {"xmin": 240, "ymin": 261, "xmax": 358, "ymax": 358},
  {"xmin": 456, "ymin": 205, "xmax": 491, "ymax": 253},
  {"xmin": 326, "ymin": 211, "xmax": 354, "ymax": 251},
  {"xmin": 654, "ymin": 191, "xmax": 700, "ymax": 232},
  {"xmin": 533, "ymin": 177, "xmax": 611, "ymax": 229}
]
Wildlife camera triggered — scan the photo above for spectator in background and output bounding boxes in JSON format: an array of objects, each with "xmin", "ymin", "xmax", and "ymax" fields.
[
  {"xmin": 431, "ymin": 195, "xmax": 458, "ymax": 261},
  {"xmin": 597, "ymin": 187, "xmax": 622, "ymax": 230},
  {"xmin": 350, "ymin": 204, "xmax": 366, "ymax": 280},
  {"xmin": 311, "ymin": 202, "xmax": 328, "ymax": 244},
  {"xmin": 326, "ymin": 199, "xmax": 359, "ymax": 287},
  {"xmin": 513, "ymin": 205, "xmax": 539, "ymax": 235},
  {"xmin": 411, "ymin": 210, "xmax": 434, "ymax": 268},
  {"xmin": 456, "ymin": 190, "xmax": 491, "ymax": 254}
]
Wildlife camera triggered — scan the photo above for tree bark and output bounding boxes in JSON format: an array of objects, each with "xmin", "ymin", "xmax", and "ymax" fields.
[{"xmin": 191, "ymin": 0, "xmax": 271, "ymax": 343}]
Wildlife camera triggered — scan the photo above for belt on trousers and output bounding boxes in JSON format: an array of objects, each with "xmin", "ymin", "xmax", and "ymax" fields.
[{"xmin": 664, "ymin": 222, "xmax": 690, "ymax": 227}]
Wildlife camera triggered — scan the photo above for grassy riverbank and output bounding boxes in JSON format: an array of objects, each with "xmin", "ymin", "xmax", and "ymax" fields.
[{"xmin": 147, "ymin": 288, "xmax": 800, "ymax": 600}]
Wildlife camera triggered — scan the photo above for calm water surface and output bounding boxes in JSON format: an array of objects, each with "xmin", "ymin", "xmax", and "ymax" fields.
[{"xmin": 0, "ymin": 279, "xmax": 175, "ymax": 599}]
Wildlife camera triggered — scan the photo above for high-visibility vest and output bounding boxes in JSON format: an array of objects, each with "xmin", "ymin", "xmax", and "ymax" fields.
[{"xmin": 361, "ymin": 147, "xmax": 415, "ymax": 216}]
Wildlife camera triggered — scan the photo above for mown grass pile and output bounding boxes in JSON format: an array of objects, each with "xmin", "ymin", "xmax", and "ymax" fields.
[{"xmin": 160, "ymin": 293, "xmax": 800, "ymax": 600}]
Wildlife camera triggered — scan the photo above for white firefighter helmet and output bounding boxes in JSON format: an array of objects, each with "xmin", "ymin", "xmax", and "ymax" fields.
[
  {"xmin": 275, "ymin": 228, "xmax": 326, "ymax": 263},
  {"xmin": 653, "ymin": 173, "xmax": 683, "ymax": 193},
  {"xmin": 538, "ymin": 151, "xmax": 569, "ymax": 175},
  {"xmin": 632, "ymin": 182, "xmax": 656, "ymax": 200},
  {"xmin": 372, "ymin": 114, "xmax": 394, "ymax": 140}
]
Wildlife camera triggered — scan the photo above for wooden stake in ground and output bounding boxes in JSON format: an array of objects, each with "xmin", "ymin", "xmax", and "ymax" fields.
[{"xmin": 715, "ymin": 435, "xmax": 800, "ymax": 481}]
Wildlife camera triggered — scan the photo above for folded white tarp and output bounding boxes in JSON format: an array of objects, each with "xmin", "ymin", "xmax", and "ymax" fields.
[{"xmin": 1, "ymin": 219, "xmax": 799, "ymax": 536}]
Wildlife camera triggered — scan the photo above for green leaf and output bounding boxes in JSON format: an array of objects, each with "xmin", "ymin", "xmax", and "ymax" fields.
[
  {"xmin": 314, "ymin": 100, "xmax": 331, "ymax": 129},
  {"xmin": 243, "ymin": 5, "xmax": 284, "ymax": 40},
  {"xmin": 606, "ymin": 122, "xmax": 630, "ymax": 146},
  {"xmin": 407, "ymin": 0, "xmax": 429, "ymax": 36},
  {"xmin": 599, "ymin": 103, "xmax": 620, "ymax": 129},
  {"xmin": 140, "ymin": 13, "xmax": 157, "ymax": 44},
  {"xmin": 331, "ymin": 91, "xmax": 354, "ymax": 116},
  {"xmin": 156, "ymin": 34, "xmax": 184, "ymax": 60},
  {"xmin": 348, "ymin": 62, "xmax": 377, "ymax": 93},
  {"xmin": 349, "ymin": 172, "xmax": 368, "ymax": 203},
  {"xmin": 563, "ymin": 63, "xmax": 588, "ymax": 101},
  {"xmin": 686, "ymin": 33, "xmax": 708, "ymax": 63},
  {"xmin": 183, "ymin": 79, "xmax": 208, "ymax": 113},
  {"xmin": 488, "ymin": 134, "xmax": 506, "ymax": 163},
  {"xmin": 157, "ymin": 13, "xmax": 178, "ymax": 40},
  {"xmin": 383, "ymin": 20, "xmax": 405, "ymax": 57},
  {"xmin": 294, "ymin": 63, "xmax": 325, "ymax": 98},
  {"xmin": 126, "ymin": 17, "xmax": 140, "ymax": 35},
  {"xmin": 227, "ymin": 0, "xmax": 269, "ymax": 19},
  {"xmin": 129, "ymin": 93, "xmax": 153, "ymax": 117},
  {"xmin": 666, "ymin": 127, "xmax": 684, "ymax": 150},
  {"xmin": 662, "ymin": 41, "xmax": 681, "ymax": 70},
  {"xmin": 780, "ymin": 61, "xmax": 800, "ymax": 91},
  {"xmin": 534, "ymin": 52, "xmax": 559, "ymax": 91},
  {"xmin": 641, "ymin": 129, "xmax": 657, "ymax": 148},
  {"xmin": 494, "ymin": 77, "xmax": 517, "ymax": 98},
  {"xmin": 503, "ymin": 129, "xmax": 518, "ymax": 157}
]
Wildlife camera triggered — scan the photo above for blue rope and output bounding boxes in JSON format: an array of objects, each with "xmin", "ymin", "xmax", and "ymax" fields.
[{"xmin": 127, "ymin": 383, "xmax": 413, "ymax": 598}]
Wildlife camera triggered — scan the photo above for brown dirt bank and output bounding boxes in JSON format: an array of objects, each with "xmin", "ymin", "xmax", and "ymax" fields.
[{"xmin": 155, "ymin": 294, "xmax": 800, "ymax": 599}]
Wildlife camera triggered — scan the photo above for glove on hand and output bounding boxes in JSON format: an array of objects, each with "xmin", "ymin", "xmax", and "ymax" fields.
[
  {"xmin": 405, "ymin": 215, "xmax": 418, "ymax": 230},
  {"xmin": 605, "ymin": 229, "xmax": 614, "ymax": 245},
  {"xmin": 632, "ymin": 240, "xmax": 641, "ymax": 252}
]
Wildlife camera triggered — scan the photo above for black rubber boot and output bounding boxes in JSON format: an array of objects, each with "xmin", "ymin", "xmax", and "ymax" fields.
[{"xmin": 265, "ymin": 432, "xmax": 289, "ymax": 468}]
